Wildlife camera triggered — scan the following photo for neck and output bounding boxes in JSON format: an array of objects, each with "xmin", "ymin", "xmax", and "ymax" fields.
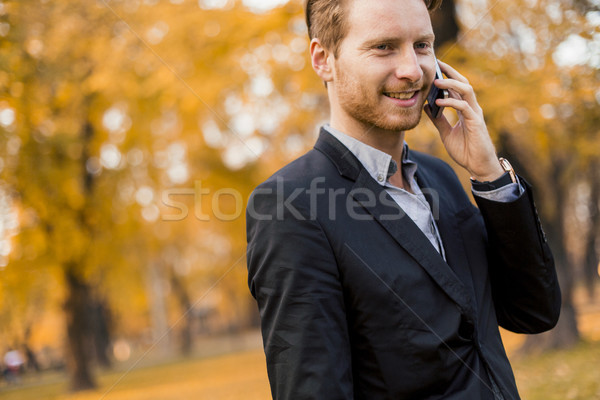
[{"xmin": 329, "ymin": 116, "xmax": 406, "ymax": 168}]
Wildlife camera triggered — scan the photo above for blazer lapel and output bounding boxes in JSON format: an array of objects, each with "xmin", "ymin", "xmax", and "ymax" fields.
[
  {"xmin": 415, "ymin": 166, "xmax": 479, "ymax": 305},
  {"xmin": 351, "ymin": 168, "xmax": 475, "ymax": 317}
]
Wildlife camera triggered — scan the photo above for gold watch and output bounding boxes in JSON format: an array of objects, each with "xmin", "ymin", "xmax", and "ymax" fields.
[{"xmin": 499, "ymin": 157, "xmax": 517, "ymax": 184}]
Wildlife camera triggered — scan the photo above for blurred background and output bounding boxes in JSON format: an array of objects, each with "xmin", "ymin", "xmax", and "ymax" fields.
[{"xmin": 0, "ymin": 0, "xmax": 599, "ymax": 398}]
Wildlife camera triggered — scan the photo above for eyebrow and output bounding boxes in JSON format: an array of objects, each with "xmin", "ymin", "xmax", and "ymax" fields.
[
  {"xmin": 361, "ymin": 33, "xmax": 436, "ymax": 48},
  {"xmin": 417, "ymin": 33, "xmax": 436, "ymax": 43}
]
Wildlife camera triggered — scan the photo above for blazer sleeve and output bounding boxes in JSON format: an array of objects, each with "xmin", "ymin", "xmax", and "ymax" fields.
[
  {"xmin": 246, "ymin": 181, "xmax": 354, "ymax": 400},
  {"xmin": 474, "ymin": 177, "xmax": 561, "ymax": 333}
]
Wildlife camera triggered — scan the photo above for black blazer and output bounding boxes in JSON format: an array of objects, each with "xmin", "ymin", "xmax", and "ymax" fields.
[{"xmin": 247, "ymin": 128, "xmax": 560, "ymax": 400}]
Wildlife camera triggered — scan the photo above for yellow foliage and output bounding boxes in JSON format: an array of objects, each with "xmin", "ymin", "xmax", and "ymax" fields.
[{"xmin": 0, "ymin": 0, "xmax": 597, "ymax": 385}]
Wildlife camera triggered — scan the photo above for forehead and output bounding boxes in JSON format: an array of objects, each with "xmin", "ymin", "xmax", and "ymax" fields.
[{"xmin": 344, "ymin": 0, "xmax": 433, "ymax": 44}]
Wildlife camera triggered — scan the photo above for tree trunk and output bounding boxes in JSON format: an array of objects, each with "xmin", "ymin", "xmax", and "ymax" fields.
[
  {"xmin": 90, "ymin": 297, "xmax": 112, "ymax": 368},
  {"xmin": 169, "ymin": 268, "xmax": 193, "ymax": 355},
  {"xmin": 23, "ymin": 326, "xmax": 41, "ymax": 372},
  {"xmin": 431, "ymin": 0, "xmax": 459, "ymax": 48},
  {"xmin": 64, "ymin": 267, "xmax": 96, "ymax": 391},
  {"xmin": 582, "ymin": 161, "xmax": 599, "ymax": 301},
  {"xmin": 62, "ymin": 116, "xmax": 103, "ymax": 390},
  {"xmin": 145, "ymin": 261, "xmax": 172, "ymax": 356}
]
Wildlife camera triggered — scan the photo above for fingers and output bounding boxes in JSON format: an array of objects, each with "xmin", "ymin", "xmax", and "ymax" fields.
[
  {"xmin": 434, "ymin": 60, "xmax": 482, "ymax": 114},
  {"xmin": 434, "ymin": 78, "xmax": 470, "ymax": 98},
  {"xmin": 425, "ymin": 61, "xmax": 484, "ymax": 140},
  {"xmin": 435, "ymin": 97, "xmax": 480, "ymax": 122},
  {"xmin": 424, "ymin": 103, "xmax": 452, "ymax": 133},
  {"xmin": 433, "ymin": 78, "xmax": 481, "ymax": 114},
  {"xmin": 437, "ymin": 60, "xmax": 468, "ymax": 84}
]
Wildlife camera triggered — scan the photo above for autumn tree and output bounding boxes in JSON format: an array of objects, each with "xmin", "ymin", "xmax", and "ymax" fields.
[{"xmin": 0, "ymin": 0, "xmax": 330, "ymax": 391}]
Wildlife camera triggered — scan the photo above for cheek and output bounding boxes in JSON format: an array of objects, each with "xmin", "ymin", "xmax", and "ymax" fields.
[
  {"xmin": 419, "ymin": 65, "xmax": 434, "ymax": 92},
  {"xmin": 422, "ymin": 61, "xmax": 436, "ymax": 82}
]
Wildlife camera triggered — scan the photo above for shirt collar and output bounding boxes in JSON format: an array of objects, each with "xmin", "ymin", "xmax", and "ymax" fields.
[{"xmin": 324, "ymin": 124, "xmax": 418, "ymax": 186}]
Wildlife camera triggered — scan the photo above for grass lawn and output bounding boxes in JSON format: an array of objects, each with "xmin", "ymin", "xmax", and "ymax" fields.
[
  {"xmin": 511, "ymin": 340, "xmax": 600, "ymax": 400},
  {"xmin": 0, "ymin": 350, "xmax": 271, "ymax": 400},
  {"xmin": 1, "ymin": 340, "xmax": 599, "ymax": 400},
  {"xmin": 2, "ymin": 301, "xmax": 600, "ymax": 400}
]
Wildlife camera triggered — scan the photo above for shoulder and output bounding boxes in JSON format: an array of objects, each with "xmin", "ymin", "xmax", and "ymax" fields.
[
  {"xmin": 253, "ymin": 148, "xmax": 337, "ymax": 194},
  {"xmin": 246, "ymin": 148, "xmax": 337, "ymax": 220}
]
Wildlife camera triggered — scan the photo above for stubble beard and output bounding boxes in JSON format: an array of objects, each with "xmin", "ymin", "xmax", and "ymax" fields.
[{"xmin": 335, "ymin": 66, "xmax": 426, "ymax": 133}]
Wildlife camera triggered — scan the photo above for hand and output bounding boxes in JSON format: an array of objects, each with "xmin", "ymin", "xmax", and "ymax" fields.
[{"xmin": 424, "ymin": 60, "xmax": 504, "ymax": 182}]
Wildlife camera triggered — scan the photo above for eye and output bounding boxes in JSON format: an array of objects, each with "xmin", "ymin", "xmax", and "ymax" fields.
[
  {"xmin": 415, "ymin": 42, "xmax": 431, "ymax": 50},
  {"xmin": 374, "ymin": 44, "xmax": 391, "ymax": 51}
]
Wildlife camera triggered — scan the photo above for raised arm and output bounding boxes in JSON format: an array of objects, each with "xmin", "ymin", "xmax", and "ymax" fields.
[
  {"xmin": 474, "ymin": 178, "xmax": 561, "ymax": 333},
  {"xmin": 425, "ymin": 60, "xmax": 561, "ymax": 333}
]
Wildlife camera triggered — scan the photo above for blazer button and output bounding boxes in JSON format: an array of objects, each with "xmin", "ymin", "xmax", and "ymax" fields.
[{"xmin": 458, "ymin": 316, "xmax": 475, "ymax": 341}]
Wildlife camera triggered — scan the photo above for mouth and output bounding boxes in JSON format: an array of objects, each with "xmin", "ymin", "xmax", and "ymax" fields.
[{"xmin": 383, "ymin": 91, "xmax": 419, "ymax": 100}]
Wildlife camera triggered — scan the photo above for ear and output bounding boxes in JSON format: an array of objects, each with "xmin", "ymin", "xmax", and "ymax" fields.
[{"xmin": 310, "ymin": 38, "xmax": 334, "ymax": 83}]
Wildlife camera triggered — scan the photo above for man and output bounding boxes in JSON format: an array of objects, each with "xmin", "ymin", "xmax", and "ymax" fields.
[{"xmin": 246, "ymin": 0, "xmax": 561, "ymax": 398}]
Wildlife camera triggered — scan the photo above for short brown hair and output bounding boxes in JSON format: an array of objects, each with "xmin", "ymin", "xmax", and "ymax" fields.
[{"xmin": 305, "ymin": 0, "xmax": 443, "ymax": 57}]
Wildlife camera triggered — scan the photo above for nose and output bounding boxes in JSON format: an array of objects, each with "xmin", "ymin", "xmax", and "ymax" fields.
[{"xmin": 394, "ymin": 48, "xmax": 423, "ymax": 82}]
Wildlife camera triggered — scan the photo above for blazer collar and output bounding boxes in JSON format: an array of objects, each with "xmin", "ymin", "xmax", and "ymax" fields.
[
  {"xmin": 314, "ymin": 127, "xmax": 476, "ymax": 318},
  {"xmin": 313, "ymin": 127, "xmax": 362, "ymax": 181}
]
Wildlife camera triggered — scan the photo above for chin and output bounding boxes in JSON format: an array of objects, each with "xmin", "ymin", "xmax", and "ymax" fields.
[
  {"xmin": 339, "ymin": 95, "xmax": 426, "ymax": 132},
  {"xmin": 374, "ymin": 98, "xmax": 426, "ymax": 131},
  {"xmin": 378, "ymin": 110, "xmax": 423, "ymax": 132}
]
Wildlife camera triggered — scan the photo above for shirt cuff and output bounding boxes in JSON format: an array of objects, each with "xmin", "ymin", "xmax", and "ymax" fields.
[
  {"xmin": 471, "ymin": 172, "xmax": 513, "ymax": 191},
  {"xmin": 471, "ymin": 173, "xmax": 524, "ymax": 202}
]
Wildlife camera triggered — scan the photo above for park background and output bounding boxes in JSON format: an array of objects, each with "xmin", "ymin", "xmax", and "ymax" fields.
[{"xmin": 0, "ymin": 0, "xmax": 599, "ymax": 398}]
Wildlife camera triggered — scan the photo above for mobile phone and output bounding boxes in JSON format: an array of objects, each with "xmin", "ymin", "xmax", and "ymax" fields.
[{"xmin": 426, "ymin": 58, "xmax": 449, "ymax": 119}]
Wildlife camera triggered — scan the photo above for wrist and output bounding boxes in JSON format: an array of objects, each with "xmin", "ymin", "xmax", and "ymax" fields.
[{"xmin": 470, "ymin": 164, "xmax": 505, "ymax": 183}]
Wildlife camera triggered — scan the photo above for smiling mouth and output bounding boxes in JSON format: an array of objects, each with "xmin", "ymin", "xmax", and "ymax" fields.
[{"xmin": 384, "ymin": 91, "xmax": 418, "ymax": 100}]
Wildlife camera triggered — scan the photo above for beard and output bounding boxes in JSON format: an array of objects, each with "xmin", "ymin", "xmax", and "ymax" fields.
[{"xmin": 334, "ymin": 64, "xmax": 427, "ymax": 132}]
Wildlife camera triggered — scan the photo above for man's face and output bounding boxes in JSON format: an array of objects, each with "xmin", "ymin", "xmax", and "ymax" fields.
[{"xmin": 330, "ymin": 0, "xmax": 436, "ymax": 133}]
